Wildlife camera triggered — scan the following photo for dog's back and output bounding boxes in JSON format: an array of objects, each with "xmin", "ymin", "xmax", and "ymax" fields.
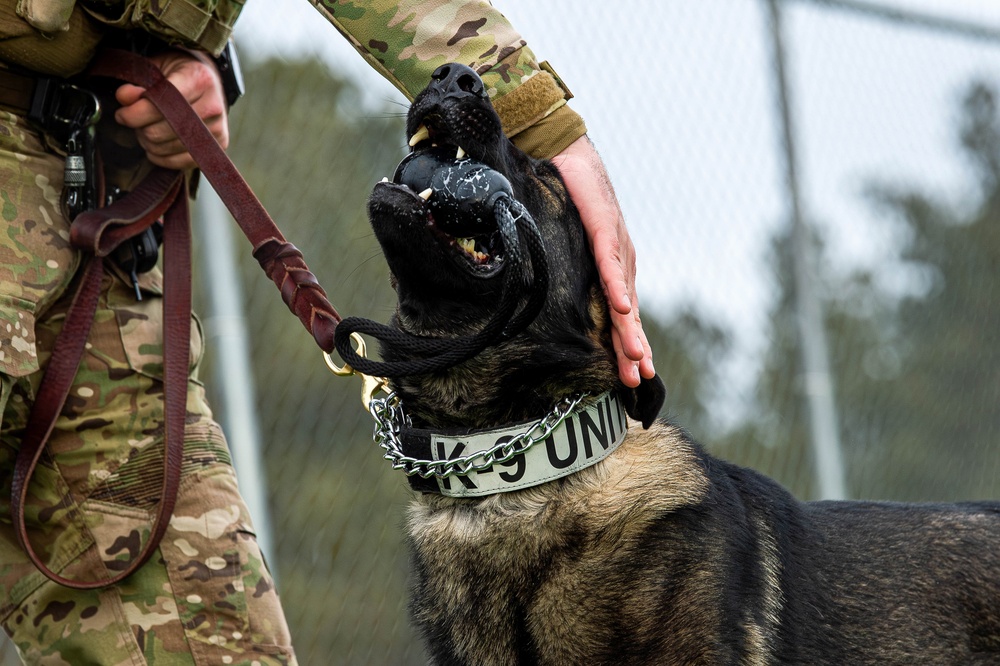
[
  {"xmin": 705, "ymin": 443, "xmax": 1000, "ymax": 663},
  {"xmin": 797, "ymin": 499, "xmax": 1000, "ymax": 662}
]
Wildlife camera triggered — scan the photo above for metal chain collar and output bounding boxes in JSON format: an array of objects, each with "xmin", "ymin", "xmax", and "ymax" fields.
[{"xmin": 369, "ymin": 392, "xmax": 588, "ymax": 480}]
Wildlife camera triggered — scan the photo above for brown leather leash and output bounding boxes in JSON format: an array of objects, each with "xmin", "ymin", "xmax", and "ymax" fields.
[
  {"xmin": 88, "ymin": 49, "xmax": 342, "ymax": 351},
  {"xmin": 12, "ymin": 169, "xmax": 188, "ymax": 589},
  {"xmin": 13, "ymin": 49, "xmax": 343, "ymax": 589}
]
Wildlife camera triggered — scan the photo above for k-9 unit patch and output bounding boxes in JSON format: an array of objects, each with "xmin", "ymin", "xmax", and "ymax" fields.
[{"xmin": 428, "ymin": 391, "xmax": 627, "ymax": 498}]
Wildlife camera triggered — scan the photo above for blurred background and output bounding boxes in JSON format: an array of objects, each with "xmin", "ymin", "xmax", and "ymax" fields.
[
  {"xmin": 217, "ymin": 0, "xmax": 1000, "ymax": 663},
  {"xmin": 9, "ymin": 0, "xmax": 1000, "ymax": 664}
]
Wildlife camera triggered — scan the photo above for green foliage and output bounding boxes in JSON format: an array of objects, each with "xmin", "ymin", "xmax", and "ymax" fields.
[
  {"xmin": 859, "ymin": 82, "xmax": 1000, "ymax": 500},
  {"xmin": 644, "ymin": 307, "xmax": 731, "ymax": 438},
  {"xmin": 739, "ymin": 81, "xmax": 1000, "ymax": 501}
]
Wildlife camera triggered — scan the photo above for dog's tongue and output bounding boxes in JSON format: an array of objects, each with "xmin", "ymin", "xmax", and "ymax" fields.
[{"xmin": 393, "ymin": 148, "xmax": 512, "ymax": 234}]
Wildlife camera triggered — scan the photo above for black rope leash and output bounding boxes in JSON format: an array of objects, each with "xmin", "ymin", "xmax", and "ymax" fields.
[{"xmin": 334, "ymin": 195, "xmax": 549, "ymax": 378}]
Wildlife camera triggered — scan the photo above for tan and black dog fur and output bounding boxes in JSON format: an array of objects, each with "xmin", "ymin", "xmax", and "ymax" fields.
[{"xmin": 365, "ymin": 63, "xmax": 1000, "ymax": 665}]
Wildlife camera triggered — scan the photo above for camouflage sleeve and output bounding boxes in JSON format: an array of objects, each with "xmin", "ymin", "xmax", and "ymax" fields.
[{"xmin": 306, "ymin": 0, "xmax": 586, "ymax": 158}]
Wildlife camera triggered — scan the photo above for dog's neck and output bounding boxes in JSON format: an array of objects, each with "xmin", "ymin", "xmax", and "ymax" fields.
[{"xmin": 388, "ymin": 290, "xmax": 621, "ymax": 431}]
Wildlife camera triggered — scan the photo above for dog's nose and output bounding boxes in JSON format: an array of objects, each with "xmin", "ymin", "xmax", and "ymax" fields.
[{"xmin": 428, "ymin": 63, "xmax": 488, "ymax": 99}]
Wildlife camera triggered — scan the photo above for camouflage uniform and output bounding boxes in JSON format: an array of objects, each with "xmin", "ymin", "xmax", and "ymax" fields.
[
  {"xmin": 0, "ymin": 108, "xmax": 296, "ymax": 664},
  {"xmin": 0, "ymin": 1, "xmax": 582, "ymax": 664},
  {"xmin": 311, "ymin": 0, "xmax": 586, "ymax": 159}
]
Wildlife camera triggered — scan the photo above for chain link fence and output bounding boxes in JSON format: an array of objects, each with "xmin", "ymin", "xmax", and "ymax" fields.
[
  {"xmin": 4, "ymin": 1, "xmax": 999, "ymax": 664},
  {"xmin": 204, "ymin": 1, "xmax": 1000, "ymax": 663}
]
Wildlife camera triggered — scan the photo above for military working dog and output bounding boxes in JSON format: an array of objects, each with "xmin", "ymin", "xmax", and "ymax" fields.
[{"xmin": 359, "ymin": 63, "xmax": 1000, "ymax": 665}]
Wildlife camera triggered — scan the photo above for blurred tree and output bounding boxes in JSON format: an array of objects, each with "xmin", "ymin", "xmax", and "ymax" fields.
[
  {"xmin": 862, "ymin": 81, "xmax": 1000, "ymax": 500},
  {"xmin": 733, "ymin": 81, "xmax": 1000, "ymax": 502},
  {"xmin": 715, "ymin": 223, "xmax": 900, "ymax": 500},
  {"xmin": 645, "ymin": 307, "xmax": 731, "ymax": 439}
]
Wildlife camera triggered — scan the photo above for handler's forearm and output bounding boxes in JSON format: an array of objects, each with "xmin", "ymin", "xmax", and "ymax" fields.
[{"xmin": 307, "ymin": 0, "xmax": 585, "ymax": 157}]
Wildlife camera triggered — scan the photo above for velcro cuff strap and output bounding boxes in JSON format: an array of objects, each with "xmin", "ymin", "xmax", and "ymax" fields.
[
  {"xmin": 539, "ymin": 61, "xmax": 573, "ymax": 98},
  {"xmin": 494, "ymin": 63, "xmax": 571, "ymax": 139},
  {"xmin": 511, "ymin": 104, "xmax": 587, "ymax": 160},
  {"xmin": 196, "ymin": 18, "xmax": 231, "ymax": 56}
]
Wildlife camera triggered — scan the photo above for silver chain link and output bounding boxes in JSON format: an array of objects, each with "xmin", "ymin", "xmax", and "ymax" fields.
[{"xmin": 369, "ymin": 392, "xmax": 588, "ymax": 480}]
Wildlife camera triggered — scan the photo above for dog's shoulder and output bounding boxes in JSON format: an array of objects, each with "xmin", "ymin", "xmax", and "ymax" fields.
[
  {"xmin": 407, "ymin": 420, "xmax": 713, "ymax": 538},
  {"xmin": 584, "ymin": 419, "xmax": 713, "ymax": 513}
]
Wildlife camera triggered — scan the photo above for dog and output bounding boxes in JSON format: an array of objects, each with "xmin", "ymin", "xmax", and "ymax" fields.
[{"xmin": 362, "ymin": 63, "xmax": 1000, "ymax": 665}]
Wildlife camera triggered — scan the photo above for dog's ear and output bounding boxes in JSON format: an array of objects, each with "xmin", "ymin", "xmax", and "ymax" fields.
[{"xmin": 621, "ymin": 374, "xmax": 666, "ymax": 429}]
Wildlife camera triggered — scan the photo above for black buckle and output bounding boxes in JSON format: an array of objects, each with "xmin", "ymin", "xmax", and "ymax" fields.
[
  {"xmin": 27, "ymin": 79, "xmax": 102, "ymax": 146},
  {"xmin": 213, "ymin": 39, "xmax": 245, "ymax": 108},
  {"xmin": 106, "ymin": 187, "xmax": 163, "ymax": 301}
]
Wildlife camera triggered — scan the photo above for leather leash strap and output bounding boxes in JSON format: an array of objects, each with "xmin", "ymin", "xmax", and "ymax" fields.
[
  {"xmin": 12, "ymin": 169, "xmax": 187, "ymax": 589},
  {"xmin": 88, "ymin": 49, "xmax": 343, "ymax": 352},
  {"xmin": 15, "ymin": 48, "xmax": 343, "ymax": 589}
]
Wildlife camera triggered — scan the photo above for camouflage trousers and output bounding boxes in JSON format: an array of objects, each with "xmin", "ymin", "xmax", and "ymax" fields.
[{"xmin": 0, "ymin": 111, "xmax": 297, "ymax": 664}]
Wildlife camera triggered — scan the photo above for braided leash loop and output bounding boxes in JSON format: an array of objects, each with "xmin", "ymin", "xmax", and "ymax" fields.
[
  {"xmin": 370, "ymin": 392, "xmax": 587, "ymax": 479},
  {"xmin": 252, "ymin": 239, "xmax": 339, "ymax": 352}
]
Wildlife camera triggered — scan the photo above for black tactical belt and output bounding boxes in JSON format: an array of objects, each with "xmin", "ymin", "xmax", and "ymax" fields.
[
  {"xmin": 0, "ymin": 67, "xmax": 102, "ymax": 150},
  {"xmin": 0, "ymin": 66, "xmax": 39, "ymax": 116}
]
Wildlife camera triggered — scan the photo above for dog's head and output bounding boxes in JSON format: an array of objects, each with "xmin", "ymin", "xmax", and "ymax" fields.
[{"xmin": 368, "ymin": 64, "xmax": 665, "ymax": 429}]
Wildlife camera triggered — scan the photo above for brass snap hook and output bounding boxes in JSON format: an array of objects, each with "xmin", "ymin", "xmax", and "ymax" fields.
[{"xmin": 323, "ymin": 332, "xmax": 388, "ymax": 413}]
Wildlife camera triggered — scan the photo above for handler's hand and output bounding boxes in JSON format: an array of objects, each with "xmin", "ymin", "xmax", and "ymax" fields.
[
  {"xmin": 551, "ymin": 135, "xmax": 655, "ymax": 388},
  {"xmin": 114, "ymin": 49, "xmax": 229, "ymax": 170}
]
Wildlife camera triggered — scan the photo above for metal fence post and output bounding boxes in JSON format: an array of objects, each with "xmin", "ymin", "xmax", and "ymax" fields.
[
  {"xmin": 764, "ymin": 0, "xmax": 849, "ymax": 500},
  {"xmin": 195, "ymin": 184, "xmax": 277, "ymax": 564}
]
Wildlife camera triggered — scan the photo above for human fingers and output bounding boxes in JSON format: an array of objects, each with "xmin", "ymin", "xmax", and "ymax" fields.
[
  {"xmin": 609, "ymin": 288, "xmax": 655, "ymax": 374},
  {"xmin": 610, "ymin": 326, "xmax": 641, "ymax": 387},
  {"xmin": 129, "ymin": 104, "xmax": 228, "ymax": 168},
  {"xmin": 114, "ymin": 49, "xmax": 228, "ymax": 168},
  {"xmin": 591, "ymin": 221, "xmax": 634, "ymax": 318},
  {"xmin": 552, "ymin": 135, "xmax": 653, "ymax": 380},
  {"xmin": 632, "ymin": 302, "xmax": 656, "ymax": 380}
]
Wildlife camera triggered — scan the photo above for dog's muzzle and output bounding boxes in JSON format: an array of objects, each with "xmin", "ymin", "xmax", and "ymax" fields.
[{"xmin": 335, "ymin": 152, "xmax": 548, "ymax": 378}]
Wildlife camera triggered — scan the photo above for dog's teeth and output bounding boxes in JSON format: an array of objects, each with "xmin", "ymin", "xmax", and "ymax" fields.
[
  {"xmin": 456, "ymin": 238, "xmax": 489, "ymax": 262},
  {"xmin": 418, "ymin": 188, "xmax": 433, "ymax": 200},
  {"xmin": 380, "ymin": 176, "xmax": 389, "ymax": 183},
  {"xmin": 456, "ymin": 146, "xmax": 466, "ymax": 159},
  {"xmin": 408, "ymin": 124, "xmax": 430, "ymax": 147}
]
